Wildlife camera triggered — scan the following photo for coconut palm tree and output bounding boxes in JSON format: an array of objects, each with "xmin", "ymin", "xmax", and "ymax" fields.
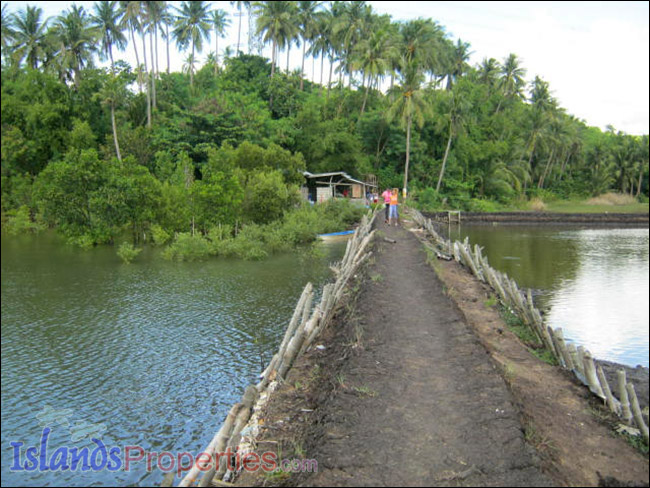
[
  {"xmin": 254, "ymin": 1, "xmax": 294, "ymax": 78},
  {"xmin": 173, "ymin": 0, "xmax": 211, "ymax": 87},
  {"xmin": 306, "ymin": 10, "xmax": 328, "ymax": 93},
  {"xmin": 435, "ymin": 83, "xmax": 472, "ymax": 191},
  {"xmin": 1, "ymin": 5, "xmax": 16, "ymax": 64},
  {"xmin": 387, "ymin": 61, "xmax": 429, "ymax": 196},
  {"xmin": 92, "ymin": 1, "xmax": 126, "ymax": 72},
  {"xmin": 495, "ymin": 53, "xmax": 526, "ymax": 114},
  {"xmin": 523, "ymin": 76, "xmax": 557, "ymax": 186},
  {"xmin": 297, "ymin": 1, "xmax": 320, "ymax": 90},
  {"xmin": 446, "ymin": 38, "xmax": 471, "ymax": 90},
  {"xmin": 119, "ymin": 1, "xmax": 143, "ymax": 89},
  {"xmin": 354, "ymin": 21, "xmax": 396, "ymax": 118},
  {"xmin": 477, "ymin": 57, "xmax": 500, "ymax": 94},
  {"xmin": 160, "ymin": 1, "xmax": 173, "ymax": 74},
  {"xmin": 210, "ymin": 9, "xmax": 230, "ymax": 75},
  {"xmin": 335, "ymin": 1, "xmax": 372, "ymax": 87},
  {"xmin": 52, "ymin": 5, "xmax": 99, "ymax": 89},
  {"xmin": 98, "ymin": 72, "xmax": 129, "ymax": 161},
  {"xmin": 11, "ymin": 5, "xmax": 50, "ymax": 69},
  {"xmin": 230, "ymin": 1, "xmax": 250, "ymax": 55}
]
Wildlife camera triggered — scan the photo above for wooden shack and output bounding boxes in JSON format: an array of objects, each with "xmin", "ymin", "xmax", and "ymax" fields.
[{"xmin": 302, "ymin": 171, "xmax": 378, "ymax": 203}]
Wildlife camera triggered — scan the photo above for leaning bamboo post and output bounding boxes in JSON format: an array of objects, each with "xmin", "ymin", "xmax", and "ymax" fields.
[
  {"xmin": 274, "ymin": 284, "xmax": 312, "ymax": 373},
  {"xmin": 199, "ymin": 386, "xmax": 257, "ymax": 486},
  {"xmin": 278, "ymin": 323, "xmax": 308, "ymax": 379},
  {"xmin": 179, "ymin": 403, "xmax": 241, "ymax": 487},
  {"xmin": 596, "ymin": 365, "xmax": 620, "ymax": 414},
  {"xmin": 554, "ymin": 328, "xmax": 574, "ymax": 370},
  {"xmin": 543, "ymin": 326, "xmax": 559, "ymax": 360},
  {"xmin": 582, "ymin": 350, "xmax": 605, "ymax": 399},
  {"xmin": 473, "ymin": 244, "xmax": 486, "ymax": 282},
  {"xmin": 626, "ymin": 382, "xmax": 649, "ymax": 442},
  {"xmin": 278, "ymin": 283, "xmax": 312, "ymax": 353},
  {"xmin": 568, "ymin": 343, "xmax": 584, "ymax": 378},
  {"xmin": 214, "ymin": 405, "xmax": 252, "ymax": 481},
  {"xmin": 458, "ymin": 241, "xmax": 482, "ymax": 279},
  {"xmin": 617, "ymin": 370, "xmax": 634, "ymax": 424},
  {"xmin": 548, "ymin": 328, "xmax": 566, "ymax": 368}
]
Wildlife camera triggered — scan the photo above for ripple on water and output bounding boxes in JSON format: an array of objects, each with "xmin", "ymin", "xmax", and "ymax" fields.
[{"xmin": 1, "ymin": 235, "xmax": 345, "ymax": 486}]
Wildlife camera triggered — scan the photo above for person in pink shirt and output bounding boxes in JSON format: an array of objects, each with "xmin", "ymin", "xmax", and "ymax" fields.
[{"xmin": 381, "ymin": 188, "xmax": 391, "ymax": 223}]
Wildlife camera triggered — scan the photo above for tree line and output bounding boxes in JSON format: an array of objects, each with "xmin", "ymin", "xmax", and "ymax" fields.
[{"xmin": 1, "ymin": 1, "xmax": 648, "ymax": 250}]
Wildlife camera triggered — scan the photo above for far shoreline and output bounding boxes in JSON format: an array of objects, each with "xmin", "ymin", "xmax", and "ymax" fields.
[{"xmin": 423, "ymin": 210, "xmax": 649, "ymax": 225}]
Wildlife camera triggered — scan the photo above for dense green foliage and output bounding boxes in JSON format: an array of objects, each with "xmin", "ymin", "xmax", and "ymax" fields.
[{"xmin": 2, "ymin": 1, "xmax": 648, "ymax": 255}]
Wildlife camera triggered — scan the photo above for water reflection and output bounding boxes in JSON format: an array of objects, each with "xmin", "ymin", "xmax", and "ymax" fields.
[{"xmin": 451, "ymin": 224, "xmax": 649, "ymax": 368}]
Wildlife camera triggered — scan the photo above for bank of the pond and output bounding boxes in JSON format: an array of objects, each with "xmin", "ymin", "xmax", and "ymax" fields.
[
  {"xmin": 233, "ymin": 217, "xmax": 648, "ymax": 487},
  {"xmin": 423, "ymin": 211, "xmax": 649, "ymax": 225}
]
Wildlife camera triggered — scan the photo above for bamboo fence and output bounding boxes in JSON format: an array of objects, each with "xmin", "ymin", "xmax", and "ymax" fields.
[
  {"xmin": 409, "ymin": 208, "xmax": 649, "ymax": 444},
  {"xmin": 178, "ymin": 211, "xmax": 378, "ymax": 487}
]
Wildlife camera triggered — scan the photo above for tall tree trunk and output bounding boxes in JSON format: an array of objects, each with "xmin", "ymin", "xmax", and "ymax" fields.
[
  {"xmin": 166, "ymin": 23, "xmax": 170, "ymax": 74},
  {"xmin": 319, "ymin": 55, "xmax": 324, "ymax": 96},
  {"xmin": 327, "ymin": 58, "xmax": 333, "ymax": 99},
  {"xmin": 300, "ymin": 40, "xmax": 306, "ymax": 90},
  {"xmin": 155, "ymin": 25, "xmax": 159, "ymax": 77},
  {"xmin": 109, "ymin": 42, "xmax": 115, "ymax": 73},
  {"xmin": 636, "ymin": 164, "xmax": 645, "ymax": 198},
  {"xmin": 215, "ymin": 29, "xmax": 219, "ymax": 76},
  {"xmin": 437, "ymin": 125, "xmax": 453, "ymax": 192},
  {"xmin": 189, "ymin": 42, "xmax": 196, "ymax": 86},
  {"xmin": 359, "ymin": 83, "xmax": 370, "ymax": 120},
  {"xmin": 143, "ymin": 31, "xmax": 151, "ymax": 127},
  {"xmin": 111, "ymin": 103, "xmax": 122, "ymax": 162},
  {"xmin": 270, "ymin": 39, "xmax": 276, "ymax": 77},
  {"xmin": 538, "ymin": 148, "xmax": 555, "ymax": 189},
  {"xmin": 404, "ymin": 116, "xmax": 412, "ymax": 194},
  {"xmin": 150, "ymin": 30, "xmax": 156, "ymax": 112},
  {"xmin": 130, "ymin": 26, "xmax": 142, "ymax": 92},
  {"xmin": 236, "ymin": 7, "xmax": 242, "ymax": 54},
  {"xmin": 286, "ymin": 44, "xmax": 291, "ymax": 73}
]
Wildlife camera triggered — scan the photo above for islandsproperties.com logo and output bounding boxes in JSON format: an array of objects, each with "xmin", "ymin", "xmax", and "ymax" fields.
[{"xmin": 8, "ymin": 405, "xmax": 317, "ymax": 481}]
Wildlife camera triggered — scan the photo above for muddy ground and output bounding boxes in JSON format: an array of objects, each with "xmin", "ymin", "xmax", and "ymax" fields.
[{"xmin": 234, "ymin": 217, "xmax": 648, "ymax": 487}]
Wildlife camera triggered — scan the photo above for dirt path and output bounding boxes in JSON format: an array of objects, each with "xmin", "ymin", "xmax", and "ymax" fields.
[
  {"xmin": 235, "ymin": 215, "xmax": 648, "ymax": 488},
  {"xmin": 286, "ymin": 220, "xmax": 552, "ymax": 486}
]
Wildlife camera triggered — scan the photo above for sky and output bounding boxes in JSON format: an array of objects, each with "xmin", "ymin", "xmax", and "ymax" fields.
[{"xmin": 2, "ymin": 1, "xmax": 649, "ymax": 135}]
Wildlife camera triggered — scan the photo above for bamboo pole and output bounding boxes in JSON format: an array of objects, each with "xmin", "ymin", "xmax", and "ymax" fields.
[
  {"xmin": 179, "ymin": 403, "xmax": 241, "ymax": 487},
  {"xmin": 214, "ymin": 405, "xmax": 252, "ymax": 480},
  {"xmin": 568, "ymin": 343, "xmax": 584, "ymax": 378},
  {"xmin": 617, "ymin": 369, "xmax": 634, "ymax": 424},
  {"xmin": 554, "ymin": 328, "xmax": 574, "ymax": 370},
  {"xmin": 548, "ymin": 328, "xmax": 566, "ymax": 368},
  {"xmin": 596, "ymin": 365, "xmax": 620, "ymax": 414},
  {"xmin": 582, "ymin": 350, "xmax": 605, "ymax": 399},
  {"xmin": 626, "ymin": 382, "xmax": 649, "ymax": 442}
]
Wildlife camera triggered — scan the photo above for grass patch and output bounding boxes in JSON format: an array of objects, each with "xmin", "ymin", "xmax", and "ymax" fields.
[
  {"xmin": 353, "ymin": 385, "xmax": 378, "ymax": 397},
  {"xmin": 523, "ymin": 420, "xmax": 557, "ymax": 455},
  {"xmin": 499, "ymin": 305, "xmax": 557, "ymax": 366},
  {"xmin": 483, "ymin": 295, "xmax": 498, "ymax": 308},
  {"xmin": 618, "ymin": 430, "xmax": 650, "ymax": 456}
]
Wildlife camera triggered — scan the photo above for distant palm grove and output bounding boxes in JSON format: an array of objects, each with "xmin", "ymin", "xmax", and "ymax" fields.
[{"xmin": 1, "ymin": 1, "xmax": 648, "ymax": 257}]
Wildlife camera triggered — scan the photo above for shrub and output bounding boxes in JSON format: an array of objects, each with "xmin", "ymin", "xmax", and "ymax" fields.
[
  {"xmin": 150, "ymin": 224, "xmax": 171, "ymax": 246},
  {"xmin": 117, "ymin": 242, "xmax": 142, "ymax": 264},
  {"xmin": 3, "ymin": 206, "xmax": 45, "ymax": 235},
  {"xmin": 467, "ymin": 198, "xmax": 500, "ymax": 212},
  {"xmin": 162, "ymin": 232, "xmax": 212, "ymax": 261}
]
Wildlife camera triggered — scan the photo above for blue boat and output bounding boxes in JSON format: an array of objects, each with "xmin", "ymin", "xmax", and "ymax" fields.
[{"xmin": 317, "ymin": 230, "xmax": 355, "ymax": 240}]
